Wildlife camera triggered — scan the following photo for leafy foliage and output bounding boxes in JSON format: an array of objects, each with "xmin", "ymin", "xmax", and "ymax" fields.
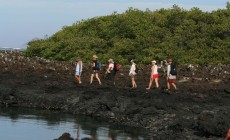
[{"xmin": 25, "ymin": 6, "xmax": 230, "ymax": 65}]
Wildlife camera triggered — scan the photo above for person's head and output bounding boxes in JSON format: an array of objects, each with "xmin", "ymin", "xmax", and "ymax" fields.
[
  {"xmin": 167, "ymin": 58, "xmax": 172, "ymax": 64},
  {"xmin": 130, "ymin": 59, "xmax": 135, "ymax": 64},
  {"xmin": 92, "ymin": 55, "xmax": 98, "ymax": 61},
  {"xmin": 151, "ymin": 60, "xmax": 156, "ymax": 65},
  {"xmin": 76, "ymin": 57, "xmax": 81, "ymax": 62},
  {"xmin": 108, "ymin": 58, "xmax": 114, "ymax": 63}
]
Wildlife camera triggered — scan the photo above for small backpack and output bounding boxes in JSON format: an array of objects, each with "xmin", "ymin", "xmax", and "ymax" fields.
[
  {"xmin": 113, "ymin": 63, "xmax": 120, "ymax": 71},
  {"xmin": 135, "ymin": 65, "xmax": 139, "ymax": 73},
  {"xmin": 170, "ymin": 62, "xmax": 177, "ymax": 75},
  {"xmin": 95, "ymin": 61, "xmax": 101, "ymax": 70}
]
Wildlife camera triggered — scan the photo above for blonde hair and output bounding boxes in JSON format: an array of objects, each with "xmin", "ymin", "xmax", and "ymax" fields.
[{"xmin": 108, "ymin": 58, "xmax": 114, "ymax": 63}]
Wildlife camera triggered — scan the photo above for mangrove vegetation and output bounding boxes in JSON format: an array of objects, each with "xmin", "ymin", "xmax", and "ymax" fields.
[{"xmin": 25, "ymin": 4, "xmax": 230, "ymax": 65}]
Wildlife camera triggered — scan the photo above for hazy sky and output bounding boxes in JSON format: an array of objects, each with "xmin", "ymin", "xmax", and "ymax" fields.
[{"xmin": 0, "ymin": 0, "xmax": 228, "ymax": 48}]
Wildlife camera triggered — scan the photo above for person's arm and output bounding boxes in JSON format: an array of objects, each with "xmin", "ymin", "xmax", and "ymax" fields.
[
  {"xmin": 151, "ymin": 65, "xmax": 154, "ymax": 78},
  {"xmin": 105, "ymin": 66, "xmax": 109, "ymax": 74},
  {"xmin": 105, "ymin": 64, "xmax": 110, "ymax": 74},
  {"xmin": 167, "ymin": 65, "xmax": 170, "ymax": 77},
  {"xmin": 92, "ymin": 62, "xmax": 95, "ymax": 68},
  {"xmin": 79, "ymin": 61, "xmax": 82, "ymax": 72}
]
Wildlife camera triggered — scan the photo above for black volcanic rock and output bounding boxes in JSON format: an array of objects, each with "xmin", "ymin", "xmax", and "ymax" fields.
[{"xmin": 0, "ymin": 50, "xmax": 230, "ymax": 139}]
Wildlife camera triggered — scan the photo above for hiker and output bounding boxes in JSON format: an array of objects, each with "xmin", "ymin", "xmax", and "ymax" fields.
[
  {"xmin": 90, "ymin": 55, "xmax": 102, "ymax": 85},
  {"xmin": 160, "ymin": 59, "xmax": 168, "ymax": 76},
  {"xmin": 166, "ymin": 58, "xmax": 177, "ymax": 92},
  {"xmin": 75, "ymin": 57, "xmax": 83, "ymax": 84},
  {"xmin": 146, "ymin": 60, "xmax": 159, "ymax": 90},
  {"xmin": 105, "ymin": 58, "xmax": 116, "ymax": 85},
  {"xmin": 129, "ymin": 59, "xmax": 137, "ymax": 89}
]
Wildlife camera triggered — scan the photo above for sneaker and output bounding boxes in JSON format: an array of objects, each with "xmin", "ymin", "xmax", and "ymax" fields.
[{"xmin": 165, "ymin": 89, "xmax": 171, "ymax": 94}]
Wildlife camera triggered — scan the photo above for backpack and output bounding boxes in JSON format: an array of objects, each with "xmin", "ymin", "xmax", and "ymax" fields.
[
  {"xmin": 135, "ymin": 65, "xmax": 139, "ymax": 73},
  {"xmin": 170, "ymin": 62, "xmax": 177, "ymax": 75},
  {"xmin": 113, "ymin": 63, "xmax": 120, "ymax": 72},
  {"xmin": 95, "ymin": 61, "xmax": 101, "ymax": 70}
]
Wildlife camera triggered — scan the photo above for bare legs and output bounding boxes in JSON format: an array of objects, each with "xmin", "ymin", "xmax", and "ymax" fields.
[
  {"xmin": 146, "ymin": 78, "xmax": 159, "ymax": 89},
  {"xmin": 155, "ymin": 78, "xmax": 159, "ymax": 88},
  {"xmin": 167, "ymin": 80, "xmax": 170, "ymax": 90},
  {"xmin": 131, "ymin": 77, "xmax": 137, "ymax": 88},
  {"xmin": 146, "ymin": 78, "xmax": 153, "ymax": 89},
  {"xmin": 90, "ymin": 72, "xmax": 101, "ymax": 85},
  {"xmin": 171, "ymin": 83, "xmax": 177, "ymax": 90},
  {"xmin": 75, "ymin": 75, "xmax": 82, "ymax": 84},
  {"xmin": 167, "ymin": 78, "xmax": 177, "ymax": 90}
]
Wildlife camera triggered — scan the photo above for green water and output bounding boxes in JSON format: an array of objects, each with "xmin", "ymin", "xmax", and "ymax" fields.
[{"xmin": 0, "ymin": 107, "xmax": 147, "ymax": 140}]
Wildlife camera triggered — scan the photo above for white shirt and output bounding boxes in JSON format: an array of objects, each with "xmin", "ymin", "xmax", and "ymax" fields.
[
  {"xmin": 152, "ymin": 65, "xmax": 158, "ymax": 75},
  {"xmin": 76, "ymin": 61, "xmax": 83, "ymax": 72},
  {"xmin": 167, "ymin": 64, "xmax": 176, "ymax": 79},
  {"xmin": 129, "ymin": 64, "xmax": 136, "ymax": 75}
]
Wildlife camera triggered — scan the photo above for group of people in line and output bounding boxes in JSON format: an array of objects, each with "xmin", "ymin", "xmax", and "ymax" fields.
[{"xmin": 74, "ymin": 55, "xmax": 177, "ymax": 92}]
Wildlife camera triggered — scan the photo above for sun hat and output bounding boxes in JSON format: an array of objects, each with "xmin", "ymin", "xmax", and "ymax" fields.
[{"xmin": 92, "ymin": 55, "xmax": 98, "ymax": 59}]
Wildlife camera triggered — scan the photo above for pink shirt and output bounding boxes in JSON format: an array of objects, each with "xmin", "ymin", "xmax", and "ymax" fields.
[
  {"xmin": 106, "ymin": 63, "xmax": 114, "ymax": 73},
  {"xmin": 108, "ymin": 63, "xmax": 114, "ymax": 70}
]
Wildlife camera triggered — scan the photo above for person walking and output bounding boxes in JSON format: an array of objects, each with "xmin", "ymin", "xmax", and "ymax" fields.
[
  {"xmin": 129, "ymin": 59, "xmax": 137, "ymax": 89},
  {"xmin": 146, "ymin": 60, "xmax": 159, "ymax": 90},
  {"xmin": 166, "ymin": 58, "xmax": 177, "ymax": 93},
  {"xmin": 75, "ymin": 57, "xmax": 83, "ymax": 84},
  {"xmin": 90, "ymin": 55, "xmax": 102, "ymax": 85},
  {"xmin": 105, "ymin": 58, "xmax": 116, "ymax": 86}
]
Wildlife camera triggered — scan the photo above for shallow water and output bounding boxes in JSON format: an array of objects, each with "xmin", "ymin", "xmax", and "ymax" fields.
[{"xmin": 0, "ymin": 107, "xmax": 147, "ymax": 140}]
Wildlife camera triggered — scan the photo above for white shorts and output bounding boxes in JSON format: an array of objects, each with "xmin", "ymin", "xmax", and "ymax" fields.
[{"xmin": 75, "ymin": 71, "xmax": 82, "ymax": 76}]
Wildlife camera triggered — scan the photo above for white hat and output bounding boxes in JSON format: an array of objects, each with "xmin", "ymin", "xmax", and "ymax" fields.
[{"xmin": 152, "ymin": 60, "xmax": 156, "ymax": 63}]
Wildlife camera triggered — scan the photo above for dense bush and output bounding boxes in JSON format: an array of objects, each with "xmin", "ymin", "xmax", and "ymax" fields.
[{"xmin": 25, "ymin": 5, "xmax": 230, "ymax": 65}]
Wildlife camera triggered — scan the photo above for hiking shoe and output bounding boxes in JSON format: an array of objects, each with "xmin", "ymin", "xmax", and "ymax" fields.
[
  {"xmin": 165, "ymin": 89, "xmax": 172, "ymax": 94},
  {"xmin": 175, "ymin": 89, "xmax": 179, "ymax": 94}
]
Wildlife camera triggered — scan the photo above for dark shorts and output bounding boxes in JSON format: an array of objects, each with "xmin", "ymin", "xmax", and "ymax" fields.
[
  {"xmin": 107, "ymin": 71, "xmax": 116, "ymax": 80},
  {"xmin": 91, "ymin": 69, "xmax": 99, "ymax": 74}
]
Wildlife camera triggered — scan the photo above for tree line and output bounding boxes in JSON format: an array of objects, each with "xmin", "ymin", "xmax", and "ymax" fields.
[{"xmin": 25, "ymin": 4, "xmax": 230, "ymax": 65}]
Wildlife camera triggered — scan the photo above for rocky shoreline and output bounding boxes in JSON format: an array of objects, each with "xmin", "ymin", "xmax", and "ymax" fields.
[{"xmin": 0, "ymin": 50, "xmax": 230, "ymax": 139}]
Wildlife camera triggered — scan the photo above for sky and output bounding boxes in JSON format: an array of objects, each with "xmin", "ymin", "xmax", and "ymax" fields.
[{"xmin": 0, "ymin": 0, "xmax": 229, "ymax": 49}]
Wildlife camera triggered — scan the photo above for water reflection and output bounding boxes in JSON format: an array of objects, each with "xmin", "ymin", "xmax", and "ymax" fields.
[{"xmin": 0, "ymin": 107, "xmax": 147, "ymax": 140}]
